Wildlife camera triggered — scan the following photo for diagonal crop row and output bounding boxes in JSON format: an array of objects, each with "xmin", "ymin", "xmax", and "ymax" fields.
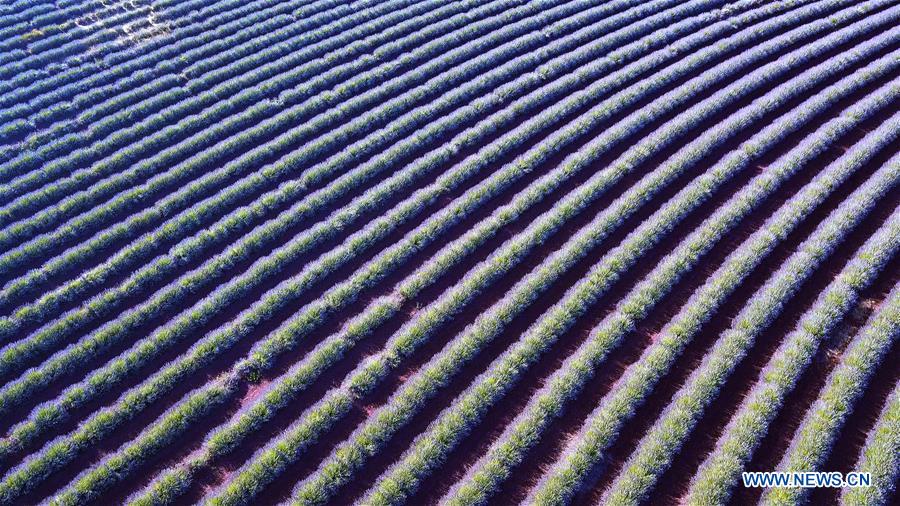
[
  {"xmin": 0, "ymin": 1, "xmax": 736, "ymax": 484},
  {"xmin": 0, "ymin": 0, "xmax": 495, "ymax": 224},
  {"xmin": 841, "ymin": 380, "xmax": 900, "ymax": 505},
  {"xmin": 12, "ymin": 374, "xmax": 236, "ymax": 506},
  {"xmin": 0, "ymin": 3, "xmax": 140, "ymax": 83},
  {"xmin": 596, "ymin": 136, "xmax": 900, "ymax": 506},
  {"xmin": 0, "ymin": 1, "xmax": 195, "ymax": 108},
  {"xmin": 1, "ymin": 0, "xmax": 156, "ymax": 70},
  {"xmin": 0, "ymin": 0, "xmax": 54, "ymax": 42},
  {"xmin": 47, "ymin": 376, "xmax": 235, "ymax": 506},
  {"xmin": 437, "ymin": 69, "xmax": 900, "ymax": 506},
  {"xmin": 0, "ymin": 0, "xmax": 603, "ymax": 263},
  {"xmin": 523, "ymin": 81, "xmax": 900, "ymax": 506},
  {"xmin": 0, "ymin": 0, "xmax": 704, "ymax": 382},
  {"xmin": 0, "ymin": 1, "xmax": 309, "ymax": 153},
  {"xmin": 0, "ymin": 0, "xmax": 562, "ymax": 281},
  {"xmin": 125, "ymin": 3, "xmax": 858, "ymax": 499},
  {"xmin": 0, "ymin": 0, "xmax": 154, "ymax": 84},
  {"xmin": 0, "ymin": 0, "xmax": 556, "ymax": 304},
  {"xmin": 0, "ymin": 0, "xmax": 134, "ymax": 41},
  {"xmin": 7, "ymin": 0, "xmax": 892, "ymax": 498},
  {"xmin": 17, "ymin": 0, "xmax": 836, "ymax": 430},
  {"xmin": 0, "ymin": 0, "xmax": 347, "ymax": 128},
  {"xmin": 7, "ymin": 0, "xmax": 223, "ymax": 70},
  {"xmin": 0, "ymin": 0, "xmax": 763, "ymax": 414},
  {"xmin": 687, "ymin": 161, "xmax": 900, "ymax": 506},
  {"xmin": 0, "ymin": 0, "xmax": 414, "ymax": 127},
  {"xmin": 356, "ymin": 53, "xmax": 900, "ymax": 506},
  {"xmin": 0, "ymin": 0, "xmax": 506, "ymax": 201},
  {"xmin": 0, "ymin": 0, "xmax": 681, "ymax": 319},
  {"xmin": 0, "ymin": 0, "xmax": 442, "ymax": 189},
  {"xmin": 0, "ymin": 0, "xmax": 821, "ymax": 496},
  {"xmin": 760, "ymin": 264, "xmax": 900, "ymax": 504},
  {"xmin": 261, "ymin": 24, "xmax": 900, "ymax": 505},
  {"xmin": 0, "ymin": 0, "xmax": 164, "ymax": 143},
  {"xmin": 0, "ymin": 0, "xmax": 400, "ymax": 163}
]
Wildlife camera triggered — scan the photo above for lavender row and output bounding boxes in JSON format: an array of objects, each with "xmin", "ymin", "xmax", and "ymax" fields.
[
  {"xmin": 127, "ymin": 3, "xmax": 821, "ymax": 500},
  {"xmin": 253, "ymin": 8, "xmax": 899, "ymax": 503},
  {"xmin": 841, "ymin": 380, "xmax": 900, "ymax": 505},
  {"xmin": 688, "ymin": 164, "xmax": 900, "ymax": 505},
  {"xmin": 0, "ymin": 0, "xmax": 655, "ymax": 322},
  {"xmin": 0, "ymin": 0, "xmax": 732, "ymax": 423},
  {"xmin": 0, "ymin": 0, "xmax": 392, "ymax": 163},
  {"xmin": 360, "ymin": 43, "xmax": 900, "ymax": 506},
  {"xmin": 0, "ymin": 0, "xmax": 789, "ymax": 499},
  {"xmin": 761, "ymin": 258, "xmax": 900, "ymax": 504},
  {"xmin": 598, "ymin": 126, "xmax": 900, "ymax": 506}
]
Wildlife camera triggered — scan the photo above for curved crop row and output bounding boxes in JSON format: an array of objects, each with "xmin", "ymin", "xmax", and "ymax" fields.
[
  {"xmin": 0, "ymin": 0, "xmax": 153, "ymax": 83},
  {"xmin": 0, "ymin": 0, "xmax": 532, "ymax": 283},
  {"xmin": 0, "ymin": 0, "xmax": 486, "ymax": 227},
  {"xmin": 0, "ymin": 0, "xmax": 334, "ymax": 119},
  {"xmin": 0, "ymin": 0, "xmax": 504, "ymax": 204},
  {"xmin": 2, "ymin": 1, "xmax": 897, "ymax": 503},
  {"xmin": 0, "ymin": 0, "xmax": 403, "ymax": 165},
  {"xmin": 687, "ymin": 162, "xmax": 900, "ymax": 505},
  {"xmin": 841, "ymin": 380, "xmax": 900, "ymax": 505},
  {"xmin": 0, "ymin": 0, "xmax": 437, "ymax": 189},
  {"xmin": 525, "ymin": 73, "xmax": 900, "ymax": 506},
  {"xmin": 0, "ymin": 0, "xmax": 554, "ymax": 286},
  {"xmin": 760, "ymin": 261, "xmax": 900, "ymax": 504},
  {"xmin": 0, "ymin": 0, "xmax": 759, "ymax": 422},
  {"xmin": 438, "ymin": 59, "xmax": 900, "ymax": 506},
  {"xmin": 0, "ymin": 0, "xmax": 607, "ymax": 268},
  {"xmin": 596, "ymin": 135, "xmax": 900, "ymax": 506},
  {"xmin": 0, "ymin": 0, "xmax": 712, "ymax": 402},
  {"xmin": 120, "ymin": 2, "xmax": 870, "ymax": 499},
  {"xmin": 0, "ymin": 4, "xmax": 742, "ymax": 490},
  {"xmin": 0, "ymin": 0, "xmax": 823, "ymax": 497},
  {"xmin": 357, "ymin": 53, "xmax": 900, "ymax": 506},
  {"xmin": 134, "ymin": 4, "xmax": 853, "ymax": 498},
  {"xmin": 265, "ymin": 23, "xmax": 900, "ymax": 506},
  {"xmin": 0, "ymin": 0, "xmax": 675, "ymax": 320},
  {"xmin": 127, "ymin": 294, "xmax": 401, "ymax": 504}
]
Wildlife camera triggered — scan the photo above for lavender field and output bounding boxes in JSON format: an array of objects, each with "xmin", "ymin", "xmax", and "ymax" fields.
[{"xmin": 0, "ymin": 0, "xmax": 898, "ymax": 504}]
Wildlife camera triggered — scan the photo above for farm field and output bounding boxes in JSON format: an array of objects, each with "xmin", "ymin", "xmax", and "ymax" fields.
[{"xmin": 0, "ymin": 0, "xmax": 898, "ymax": 504}]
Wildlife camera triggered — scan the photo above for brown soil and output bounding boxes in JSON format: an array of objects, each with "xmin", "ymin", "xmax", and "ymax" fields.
[
  {"xmin": 807, "ymin": 335, "xmax": 900, "ymax": 504},
  {"xmin": 723, "ymin": 177, "xmax": 900, "ymax": 506},
  {"xmin": 490, "ymin": 25, "xmax": 898, "ymax": 505},
  {"xmin": 651, "ymin": 107, "xmax": 900, "ymax": 505},
  {"xmin": 5, "ymin": 3, "xmax": 897, "ymax": 505},
  {"xmin": 99, "ymin": 5, "xmax": 778, "ymax": 501}
]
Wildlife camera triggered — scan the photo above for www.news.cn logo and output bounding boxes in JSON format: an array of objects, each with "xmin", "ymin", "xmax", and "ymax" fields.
[{"xmin": 742, "ymin": 472, "xmax": 872, "ymax": 488}]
